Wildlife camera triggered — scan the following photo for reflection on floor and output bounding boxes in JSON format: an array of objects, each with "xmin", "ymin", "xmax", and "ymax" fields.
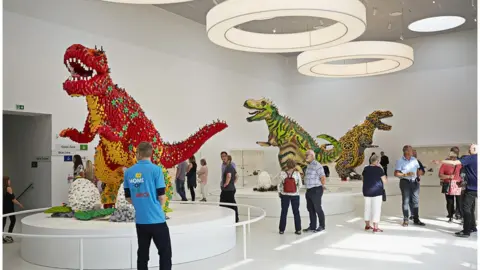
[{"xmin": 3, "ymin": 187, "xmax": 477, "ymax": 270}]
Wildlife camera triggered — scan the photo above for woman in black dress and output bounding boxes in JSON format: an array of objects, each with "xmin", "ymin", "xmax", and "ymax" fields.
[
  {"xmin": 3, "ymin": 176, "xmax": 24, "ymax": 243},
  {"xmin": 186, "ymin": 156, "xmax": 198, "ymax": 201}
]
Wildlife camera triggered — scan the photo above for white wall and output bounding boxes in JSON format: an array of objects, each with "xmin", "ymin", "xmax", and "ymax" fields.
[
  {"xmin": 3, "ymin": 0, "xmax": 290, "ymax": 205},
  {"xmin": 3, "ymin": 114, "xmax": 52, "ymax": 209},
  {"xmin": 286, "ymin": 30, "xmax": 477, "ymax": 173}
]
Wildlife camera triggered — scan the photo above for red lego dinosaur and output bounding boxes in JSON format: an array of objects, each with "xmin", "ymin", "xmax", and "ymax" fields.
[{"xmin": 59, "ymin": 44, "xmax": 227, "ymax": 207}]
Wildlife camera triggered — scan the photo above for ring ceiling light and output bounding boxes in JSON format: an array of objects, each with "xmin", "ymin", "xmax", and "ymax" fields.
[
  {"xmin": 297, "ymin": 41, "xmax": 414, "ymax": 78},
  {"xmin": 408, "ymin": 16, "xmax": 466, "ymax": 32},
  {"xmin": 100, "ymin": 0, "xmax": 193, "ymax": 4},
  {"xmin": 206, "ymin": 0, "xmax": 367, "ymax": 53}
]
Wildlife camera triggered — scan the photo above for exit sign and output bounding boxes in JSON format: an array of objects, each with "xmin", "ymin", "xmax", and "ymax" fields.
[
  {"xmin": 16, "ymin": 104, "xmax": 25, "ymax": 110},
  {"xmin": 80, "ymin": 145, "xmax": 88, "ymax": 151}
]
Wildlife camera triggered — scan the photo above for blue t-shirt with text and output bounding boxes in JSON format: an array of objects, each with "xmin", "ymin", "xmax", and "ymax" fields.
[{"xmin": 124, "ymin": 160, "xmax": 166, "ymax": 224}]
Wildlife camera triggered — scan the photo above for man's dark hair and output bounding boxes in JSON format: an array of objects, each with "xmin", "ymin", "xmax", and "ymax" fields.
[{"xmin": 137, "ymin": 142, "xmax": 153, "ymax": 159}]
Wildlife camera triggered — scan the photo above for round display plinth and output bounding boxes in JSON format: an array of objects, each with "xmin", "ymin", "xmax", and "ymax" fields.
[
  {"xmin": 327, "ymin": 177, "xmax": 401, "ymax": 196},
  {"xmin": 211, "ymin": 187, "xmax": 356, "ymax": 218},
  {"xmin": 21, "ymin": 204, "xmax": 236, "ymax": 269}
]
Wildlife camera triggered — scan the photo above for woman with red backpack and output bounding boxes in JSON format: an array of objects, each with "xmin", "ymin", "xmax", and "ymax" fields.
[{"xmin": 278, "ymin": 159, "xmax": 303, "ymax": 235}]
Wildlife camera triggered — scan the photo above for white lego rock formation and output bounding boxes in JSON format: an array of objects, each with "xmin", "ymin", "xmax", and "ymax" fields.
[
  {"xmin": 111, "ymin": 183, "xmax": 135, "ymax": 222},
  {"xmin": 68, "ymin": 178, "xmax": 101, "ymax": 212},
  {"xmin": 257, "ymin": 171, "xmax": 272, "ymax": 189}
]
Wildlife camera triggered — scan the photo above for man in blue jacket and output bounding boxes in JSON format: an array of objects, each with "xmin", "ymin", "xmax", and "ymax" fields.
[{"xmin": 124, "ymin": 142, "xmax": 171, "ymax": 270}]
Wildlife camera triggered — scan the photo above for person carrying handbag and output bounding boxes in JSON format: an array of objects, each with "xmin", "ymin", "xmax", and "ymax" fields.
[{"xmin": 439, "ymin": 149, "xmax": 463, "ymax": 222}]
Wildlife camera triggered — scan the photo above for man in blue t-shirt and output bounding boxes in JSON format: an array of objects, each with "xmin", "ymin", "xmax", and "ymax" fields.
[
  {"xmin": 124, "ymin": 142, "xmax": 171, "ymax": 270},
  {"xmin": 434, "ymin": 144, "xmax": 478, "ymax": 238}
]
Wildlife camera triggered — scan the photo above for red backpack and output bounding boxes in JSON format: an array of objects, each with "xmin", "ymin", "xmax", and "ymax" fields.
[{"xmin": 283, "ymin": 172, "xmax": 297, "ymax": 193}]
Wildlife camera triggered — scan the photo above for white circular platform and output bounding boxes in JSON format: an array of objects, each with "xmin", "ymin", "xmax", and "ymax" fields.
[
  {"xmin": 21, "ymin": 204, "xmax": 236, "ymax": 269},
  {"xmin": 211, "ymin": 187, "xmax": 356, "ymax": 218}
]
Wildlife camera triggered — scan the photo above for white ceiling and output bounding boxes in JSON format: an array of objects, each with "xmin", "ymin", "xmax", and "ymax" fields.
[{"xmin": 159, "ymin": 0, "xmax": 477, "ymax": 55}]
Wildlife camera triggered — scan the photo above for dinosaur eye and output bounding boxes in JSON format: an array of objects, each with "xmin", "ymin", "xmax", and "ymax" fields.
[{"xmin": 261, "ymin": 101, "xmax": 266, "ymax": 106}]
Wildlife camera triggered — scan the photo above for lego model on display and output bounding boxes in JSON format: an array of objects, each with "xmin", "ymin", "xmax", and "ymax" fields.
[
  {"xmin": 318, "ymin": 110, "xmax": 393, "ymax": 180},
  {"xmin": 59, "ymin": 44, "xmax": 228, "ymax": 210},
  {"xmin": 252, "ymin": 171, "xmax": 278, "ymax": 192},
  {"xmin": 67, "ymin": 178, "xmax": 102, "ymax": 212},
  {"xmin": 244, "ymin": 98, "xmax": 342, "ymax": 174}
]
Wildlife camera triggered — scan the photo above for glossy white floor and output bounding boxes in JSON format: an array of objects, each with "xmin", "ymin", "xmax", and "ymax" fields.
[{"xmin": 3, "ymin": 186, "xmax": 477, "ymax": 270}]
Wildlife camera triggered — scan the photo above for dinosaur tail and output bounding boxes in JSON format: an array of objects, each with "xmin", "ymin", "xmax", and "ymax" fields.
[
  {"xmin": 160, "ymin": 121, "xmax": 228, "ymax": 168},
  {"xmin": 316, "ymin": 134, "xmax": 342, "ymax": 163}
]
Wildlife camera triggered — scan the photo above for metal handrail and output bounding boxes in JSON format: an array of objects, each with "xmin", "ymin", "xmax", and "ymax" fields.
[
  {"xmin": 17, "ymin": 183, "xmax": 34, "ymax": 200},
  {"xmin": 3, "ymin": 201, "xmax": 266, "ymax": 270}
]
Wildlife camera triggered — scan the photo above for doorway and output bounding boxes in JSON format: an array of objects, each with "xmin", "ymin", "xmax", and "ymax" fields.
[{"xmin": 3, "ymin": 111, "xmax": 52, "ymax": 209}]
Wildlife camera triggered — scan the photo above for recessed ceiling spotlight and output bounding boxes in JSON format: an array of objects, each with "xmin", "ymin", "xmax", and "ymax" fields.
[
  {"xmin": 400, "ymin": 34, "xmax": 404, "ymax": 40},
  {"xmin": 387, "ymin": 22, "xmax": 392, "ymax": 30},
  {"xmin": 373, "ymin": 7, "xmax": 378, "ymax": 16},
  {"xmin": 408, "ymin": 16, "xmax": 466, "ymax": 32},
  {"xmin": 319, "ymin": 20, "xmax": 324, "ymax": 26},
  {"xmin": 273, "ymin": 28, "xmax": 277, "ymax": 33},
  {"xmin": 432, "ymin": 0, "xmax": 436, "ymax": 3},
  {"xmin": 390, "ymin": 11, "xmax": 403, "ymax": 17}
]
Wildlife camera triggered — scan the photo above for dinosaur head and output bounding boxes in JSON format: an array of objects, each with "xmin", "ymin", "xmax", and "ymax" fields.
[
  {"xmin": 244, "ymin": 98, "xmax": 278, "ymax": 122},
  {"xmin": 63, "ymin": 44, "xmax": 111, "ymax": 97},
  {"xmin": 366, "ymin": 110, "xmax": 393, "ymax": 131}
]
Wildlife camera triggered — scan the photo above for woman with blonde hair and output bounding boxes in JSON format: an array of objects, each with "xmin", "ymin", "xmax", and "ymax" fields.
[
  {"xmin": 278, "ymin": 159, "xmax": 303, "ymax": 235},
  {"xmin": 85, "ymin": 160, "xmax": 95, "ymax": 181},
  {"xmin": 362, "ymin": 154, "xmax": 387, "ymax": 233}
]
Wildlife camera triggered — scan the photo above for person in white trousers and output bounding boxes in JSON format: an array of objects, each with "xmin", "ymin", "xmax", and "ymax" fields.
[
  {"xmin": 362, "ymin": 154, "xmax": 387, "ymax": 233},
  {"xmin": 197, "ymin": 159, "xmax": 209, "ymax": 202}
]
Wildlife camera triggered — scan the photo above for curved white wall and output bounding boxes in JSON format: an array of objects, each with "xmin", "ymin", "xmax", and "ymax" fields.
[{"xmin": 3, "ymin": 0, "xmax": 289, "ymax": 205}]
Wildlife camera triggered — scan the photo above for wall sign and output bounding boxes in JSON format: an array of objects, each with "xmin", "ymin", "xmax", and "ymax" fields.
[
  {"xmin": 64, "ymin": 155, "xmax": 73, "ymax": 162},
  {"xmin": 35, "ymin": 156, "xmax": 51, "ymax": 162},
  {"xmin": 16, "ymin": 104, "xmax": 25, "ymax": 110},
  {"xmin": 52, "ymin": 144, "xmax": 79, "ymax": 156},
  {"xmin": 80, "ymin": 144, "xmax": 88, "ymax": 151},
  {"xmin": 31, "ymin": 161, "xmax": 38, "ymax": 168}
]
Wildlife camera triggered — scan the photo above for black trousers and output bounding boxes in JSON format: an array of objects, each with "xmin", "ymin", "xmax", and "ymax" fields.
[
  {"xmin": 279, "ymin": 195, "xmax": 301, "ymax": 232},
  {"xmin": 136, "ymin": 222, "xmax": 172, "ymax": 270},
  {"xmin": 3, "ymin": 215, "xmax": 16, "ymax": 233},
  {"xmin": 189, "ymin": 186, "xmax": 196, "ymax": 201},
  {"xmin": 220, "ymin": 190, "xmax": 239, "ymax": 222},
  {"xmin": 445, "ymin": 195, "xmax": 463, "ymax": 218},
  {"xmin": 463, "ymin": 190, "xmax": 477, "ymax": 235},
  {"xmin": 305, "ymin": 186, "xmax": 325, "ymax": 230},
  {"xmin": 382, "ymin": 166, "xmax": 388, "ymax": 176}
]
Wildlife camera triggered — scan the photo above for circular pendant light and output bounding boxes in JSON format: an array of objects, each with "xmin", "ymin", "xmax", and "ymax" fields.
[
  {"xmin": 100, "ymin": 0, "xmax": 193, "ymax": 4},
  {"xmin": 297, "ymin": 41, "xmax": 414, "ymax": 78},
  {"xmin": 206, "ymin": 0, "xmax": 367, "ymax": 53},
  {"xmin": 408, "ymin": 16, "xmax": 466, "ymax": 32}
]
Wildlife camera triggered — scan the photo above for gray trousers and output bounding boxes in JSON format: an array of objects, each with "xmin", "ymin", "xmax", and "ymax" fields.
[{"xmin": 400, "ymin": 179, "xmax": 420, "ymax": 221}]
